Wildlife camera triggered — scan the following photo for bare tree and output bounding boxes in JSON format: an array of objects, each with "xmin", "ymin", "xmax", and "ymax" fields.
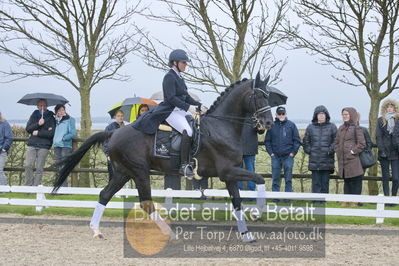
[
  {"xmin": 0, "ymin": 0, "xmax": 142, "ymax": 186},
  {"xmin": 286, "ymin": 0, "xmax": 399, "ymax": 194},
  {"xmin": 138, "ymin": 0, "xmax": 289, "ymax": 94}
]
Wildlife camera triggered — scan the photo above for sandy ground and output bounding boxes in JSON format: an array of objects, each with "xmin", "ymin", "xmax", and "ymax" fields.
[{"xmin": 0, "ymin": 214, "xmax": 398, "ymax": 265}]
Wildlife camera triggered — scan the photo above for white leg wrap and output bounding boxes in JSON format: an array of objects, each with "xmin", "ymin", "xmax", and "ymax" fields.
[
  {"xmin": 234, "ymin": 210, "xmax": 248, "ymax": 233},
  {"xmin": 256, "ymin": 184, "xmax": 266, "ymax": 211},
  {"xmin": 90, "ymin": 203, "xmax": 106, "ymax": 230},
  {"xmin": 150, "ymin": 211, "xmax": 172, "ymax": 235}
]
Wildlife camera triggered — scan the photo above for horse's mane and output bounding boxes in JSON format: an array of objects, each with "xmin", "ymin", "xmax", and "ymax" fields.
[{"xmin": 206, "ymin": 78, "xmax": 249, "ymax": 114}]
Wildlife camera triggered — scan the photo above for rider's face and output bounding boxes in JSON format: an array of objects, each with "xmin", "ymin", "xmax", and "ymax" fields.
[{"xmin": 177, "ymin": 61, "xmax": 187, "ymax": 72}]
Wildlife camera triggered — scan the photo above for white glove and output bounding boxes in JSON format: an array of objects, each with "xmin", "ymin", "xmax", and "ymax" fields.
[
  {"xmin": 200, "ymin": 105, "xmax": 208, "ymax": 113},
  {"xmin": 188, "ymin": 105, "xmax": 197, "ymax": 114}
]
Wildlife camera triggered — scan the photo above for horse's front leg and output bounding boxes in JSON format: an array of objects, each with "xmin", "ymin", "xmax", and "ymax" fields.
[
  {"xmin": 225, "ymin": 180, "xmax": 256, "ymax": 243},
  {"xmin": 221, "ymin": 167, "xmax": 266, "ymax": 221},
  {"xmin": 220, "ymin": 166, "xmax": 264, "ymax": 185}
]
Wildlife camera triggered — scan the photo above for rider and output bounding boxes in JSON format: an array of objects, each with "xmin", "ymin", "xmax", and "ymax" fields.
[{"xmin": 133, "ymin": 49, "xmax": 205, "ymax": 178}]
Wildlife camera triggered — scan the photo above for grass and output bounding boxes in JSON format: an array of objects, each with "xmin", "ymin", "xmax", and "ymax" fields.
[{"xmin": 1, "ymin": 192, "xmax": 398, "ymax": 227}]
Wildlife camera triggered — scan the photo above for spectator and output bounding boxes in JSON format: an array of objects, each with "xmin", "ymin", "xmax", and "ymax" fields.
[
  {"xmin": 377, "ymin": 99, "xmax": 399, "ymax": 197},
  {"xmin": 137, "ymin": 104, "xmax": 149, "ymax": 118},
  {"xmin": 334, "ymin": 107, "xmax": 366, "ymax": 206},
  {"xmin": 303, "ymin": 106, "xmax": 337, "ymax": 202},
  {"xmin": 24, "ymin": 99, "xmax": 56, "ymax": 186},
  {"xmin": 265, "ymin": 106, "xmax": 301, "ymax": 203},
  {"xmin": 0, "ymin": 111, "xmax": 13, "ymax": 185},
  {"xmin": 238, "ymin": 114, "xmax": 265, "ymax": 193},
  {"xmin": 104, "ymin": 110, "xmax": 125, "ymax": 182},
  {"xmin": 53, "ymin": 104, "xmax": 76, "ymax": 187}
]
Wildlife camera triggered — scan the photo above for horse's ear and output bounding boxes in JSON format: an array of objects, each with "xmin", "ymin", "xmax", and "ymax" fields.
[
  {"xmin": 254, "ymin": 71, "xmax": 261, "ymax": 88},
  {"xmin": 264, "ymin": 75, "xmax": 270, "ymax": 86}
]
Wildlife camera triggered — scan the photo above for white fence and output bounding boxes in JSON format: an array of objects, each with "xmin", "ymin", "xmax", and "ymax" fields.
[{"xmin": 1, "ymin": 185, "xmax": 399, "ymax": 224}]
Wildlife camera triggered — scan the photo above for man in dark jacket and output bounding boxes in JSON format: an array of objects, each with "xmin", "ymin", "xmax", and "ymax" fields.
[
  {"xmin": 303, "ymin": 105, "xmax": 337, "ymax": 197},
  {"xmin": 24, "ymin": 99, "xmax": 55, "ymax": 186},
  {"xmin": 239, "ymin": 115, "xmax": 265, "ymax": 192},
  {"xmin": 265, "ymin": 106, "xmax": 301, "ymax": 202}
]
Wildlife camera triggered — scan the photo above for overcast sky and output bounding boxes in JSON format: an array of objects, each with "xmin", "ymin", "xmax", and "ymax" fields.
[{"xmin": 1, "ymin": 1, "xmax": 397, "ymax": 123}]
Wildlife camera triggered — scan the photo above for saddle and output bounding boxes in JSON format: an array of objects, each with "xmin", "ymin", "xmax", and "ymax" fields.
[{"xmin": 154, "ymin": 115, "xmax": 200, "ymax": 159}]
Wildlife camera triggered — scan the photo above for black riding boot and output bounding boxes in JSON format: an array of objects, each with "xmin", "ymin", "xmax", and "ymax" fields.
[{"xmin": 179, "ymin": 130, "xmax": 194, "ymax": 179}]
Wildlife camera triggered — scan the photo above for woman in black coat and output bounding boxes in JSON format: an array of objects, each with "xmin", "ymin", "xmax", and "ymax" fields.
[
  {"xmin": 104, "ymin": 110, "xmax": 125, "ymax": 182},
  {"xmin": 303, "ymin": 105, "xmax": 337, "ymax": 195},
  {"xmin": 377, "ymin": 99, "xmax": 399, "ymax": 196}
]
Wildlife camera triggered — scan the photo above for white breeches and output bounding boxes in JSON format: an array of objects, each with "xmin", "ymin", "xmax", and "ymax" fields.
[{"xmin": 165, "ymin": 108, "xmax": 193, "ymax": 137}]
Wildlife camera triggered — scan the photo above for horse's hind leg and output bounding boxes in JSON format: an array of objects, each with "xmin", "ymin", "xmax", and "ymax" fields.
[
  {"xmin": 132, "ymin": 169, "xmax": 174, "ymax": 238},
  {"xmin": 90, "ymin": 170, "xmax": 129, "ymax": 239}
]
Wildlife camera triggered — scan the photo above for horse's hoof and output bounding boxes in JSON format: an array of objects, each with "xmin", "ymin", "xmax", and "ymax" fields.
[
  {"xmin": 250, "ymin": 210, "xmax": 262, "ymax": 221},
  {"xmin": 93, "ymin": 233, "xmax": 105, "ymax": 239},
  {"xmin": 241, "ymin": 232, "xmax": 256, "ymax": 243},
  {"xmin": 255, "ymin": 175, "xmax": 265, "ymax": 184},
  {"xmin": 93, "ymin": 229, "xmax": 105, "ymax": 240}
]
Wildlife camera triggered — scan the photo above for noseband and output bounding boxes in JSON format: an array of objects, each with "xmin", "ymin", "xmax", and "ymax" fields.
[{"xmin": 250, "ymin": 83, "xmax": 271, "ymax": 125}]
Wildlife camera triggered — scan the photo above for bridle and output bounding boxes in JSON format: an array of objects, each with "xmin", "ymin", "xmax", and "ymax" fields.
[
  {"xmin": 250, "ymin": 80, "xmax": 271, "ymax": 127},
  {"xmin": 206, "ymin": 80, "xmax": 271, "ymax": 126}
]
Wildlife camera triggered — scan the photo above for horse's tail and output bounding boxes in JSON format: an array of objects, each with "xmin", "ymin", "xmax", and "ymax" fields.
[{"xmin": 52, "ymin": 131, "xmax": 113, "ymax": 193}]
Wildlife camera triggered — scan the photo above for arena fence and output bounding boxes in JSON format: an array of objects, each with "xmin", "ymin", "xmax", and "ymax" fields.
[{"xmin": 0, "ymin": 185, "xmax": 399, "ymax": 224}]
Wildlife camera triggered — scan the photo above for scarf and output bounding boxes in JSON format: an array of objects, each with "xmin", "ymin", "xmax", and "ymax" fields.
[
  {"xmin": 55, "ymin": 115, "xmax": 63, "ymax": 123},
  {"xmin": 385, "ymin": 112, "xmax": 396, "ymax": 134}
]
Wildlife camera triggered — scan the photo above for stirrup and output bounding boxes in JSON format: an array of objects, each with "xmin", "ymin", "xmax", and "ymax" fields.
[{"xmin": 179, "ymin": 164, "xmax": 194, "ymax": 180}]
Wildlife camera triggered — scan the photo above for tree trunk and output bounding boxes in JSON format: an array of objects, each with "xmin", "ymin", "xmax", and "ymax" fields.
[
  {"xmin": 78, "ymin": 89, "xmax": 92, "ymax": 187},
  {"xmin": 367, "ymin": 95, "xmax": 381, "ymax": 195}
]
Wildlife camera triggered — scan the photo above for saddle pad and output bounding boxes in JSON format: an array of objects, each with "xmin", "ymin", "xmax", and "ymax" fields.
[{"xmin": 154, "ymin": 130, "xmax": 172, "ymax": 158}]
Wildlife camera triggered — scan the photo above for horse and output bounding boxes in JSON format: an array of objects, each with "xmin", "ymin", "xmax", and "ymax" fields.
[{"xmin": 53, "ymin": 72, "xmax": 274, "ymax": 242}]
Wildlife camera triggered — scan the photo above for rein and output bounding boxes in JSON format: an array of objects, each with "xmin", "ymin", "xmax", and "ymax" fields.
[{"xmin": 205, "ymin": 84, "xmax": 271, "ymax": 126}]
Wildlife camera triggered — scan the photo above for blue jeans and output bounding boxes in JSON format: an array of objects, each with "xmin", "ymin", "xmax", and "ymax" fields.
[
  {"xmin": 54, "ymin": 147, "xmax": 72, "ymax": 187},
  {"xmin": 311, "ymin": 170, "xmax": 330, "ymax": 194},
  {"xmin": 238, "ymin": 155, "xmax": 256, "ymax": 191},
  {"xmin": 271, "ymin": 155, "xmax": 293, "ymax": 192}
]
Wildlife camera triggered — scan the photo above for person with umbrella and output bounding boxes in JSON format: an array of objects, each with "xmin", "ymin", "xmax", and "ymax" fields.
[
  {"xmin": 137, "ymin": 104, "xmax": 149, "ymax": 119},
  {"xmin": 24, "ymin": 99, "xmax": 56, "ymax": 186},
  {"xmin": 53, "ymin": 104, "xmax": 76, "ymax": 187},
  {"xmin": 132, "ymin": 49, "xmax": 206, "ymax": 179}
]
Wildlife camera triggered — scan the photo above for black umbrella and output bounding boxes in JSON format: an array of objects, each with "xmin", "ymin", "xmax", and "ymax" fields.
[
  {"xmin": 267, "ymin": 87, "xmax": 287, "ymax": 107},
  {"xmin": 17, "ymin": 93, "xmax": 69, "ymax": 106}
]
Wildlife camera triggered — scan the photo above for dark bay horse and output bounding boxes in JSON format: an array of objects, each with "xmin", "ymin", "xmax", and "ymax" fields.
[{"xmin": 53, "ymin": 73, "xmax": 274, "ymax": 242}]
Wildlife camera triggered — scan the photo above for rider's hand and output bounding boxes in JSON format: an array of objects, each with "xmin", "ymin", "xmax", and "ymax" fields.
[
  {"xmin": 200, "ymin": 105, "xmax": 208, "ymax": 114},
  {"xmin": 188, "ymin": 105, "xmax": 197, "ymax": 114}
]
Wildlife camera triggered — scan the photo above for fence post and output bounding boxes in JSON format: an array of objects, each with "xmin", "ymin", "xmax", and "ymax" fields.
[
  {"xmin": 35, "ymin": 185, "xmax": 46, "ymax": 212},
  {"xmin": 71, "ymin": 140, "xmax": 78, "ymax": 187},
  {"xmin": 376, "ymin": 193, "xmax": 385, "ymax": 224},
  {"xmin": 165, "ymin": 188, "xmax": 173, "ymax": 206}
]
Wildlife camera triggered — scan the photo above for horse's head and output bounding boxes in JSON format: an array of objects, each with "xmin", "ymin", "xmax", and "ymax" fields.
[{"xmin": 246, "ymin": 72, "xmax": 274, "ymax": 130}]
